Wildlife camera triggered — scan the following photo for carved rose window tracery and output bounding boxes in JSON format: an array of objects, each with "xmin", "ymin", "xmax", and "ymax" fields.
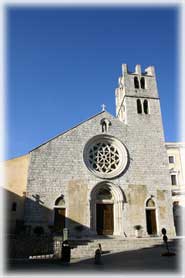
[
  {"xmin": 83, "ymin": 135, "xmax": 128, "ymax": 179},
  {"xmin": 88, "ymin": 142, "xmax": 120, "ymax": 173}
]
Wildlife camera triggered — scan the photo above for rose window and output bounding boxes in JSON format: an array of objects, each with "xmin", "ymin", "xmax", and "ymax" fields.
[
  {"xmin": 89, "ymin": 143, "xmax": 120, "ymax": 173},
  {"xmin": 83, "ymin": 135, "xmax": 128, "ymax": 179}
]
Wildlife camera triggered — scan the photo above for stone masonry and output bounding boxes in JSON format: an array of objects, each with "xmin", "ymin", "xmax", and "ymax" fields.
[{"xmin": 24, "ymin": 64, "xmax": 176, "ymax": 238}]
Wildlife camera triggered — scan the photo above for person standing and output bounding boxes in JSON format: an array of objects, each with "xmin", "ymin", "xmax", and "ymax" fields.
[{"xmin": 61, "ymin": 240, "xmax": 71, "ymax": 264}]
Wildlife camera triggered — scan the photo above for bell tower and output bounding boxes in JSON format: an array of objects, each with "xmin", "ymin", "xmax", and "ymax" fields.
[
  {"xmin": 114, "ymin": 64, "xmax": 175, "ymax": 237},
  {"xmin": 115, "ymin": 64, "xmax": 159, "ymax": 124}
]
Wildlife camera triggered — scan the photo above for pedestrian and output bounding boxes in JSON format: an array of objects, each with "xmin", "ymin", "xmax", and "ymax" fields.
[
  {"xmin": 94, "ymin": 244, "xmax": 102, "ymax": 265},
  {"xmin": 61, "ymin": 240, "xmax": 71, "ymax": 264},
  {"xmin": 98, "ymin": 243, "xmax": 102, "ymax": 254}
]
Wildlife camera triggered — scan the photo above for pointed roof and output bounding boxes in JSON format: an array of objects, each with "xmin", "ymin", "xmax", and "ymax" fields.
[{"xmin": 30, "ymin": 110, "xmax": 115, "ymax": 152}]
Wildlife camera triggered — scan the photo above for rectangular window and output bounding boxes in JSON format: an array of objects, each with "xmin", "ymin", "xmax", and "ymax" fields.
[
  {"xmin": 171, "ymin": 175, "xmax": 177, "ymax": 185},
  {"xmin": 169, "ymin": 156, "xmax": 175, "ymax": 164},
  {"xmin": 11, "ymin": 202, "xmax": 17, "ymax": 212}
]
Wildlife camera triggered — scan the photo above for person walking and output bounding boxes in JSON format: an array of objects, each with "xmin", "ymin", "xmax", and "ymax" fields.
[
  {"xmin": 61, "ymin": 240, "xmax": 71, "ymax": 264},
  {"xmin": 94, "ymin": 243, "xmax": 102, "ymax": 265}
]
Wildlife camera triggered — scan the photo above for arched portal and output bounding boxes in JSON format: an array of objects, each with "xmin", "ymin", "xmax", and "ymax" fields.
[
  {"xmin": 145, "ymin": 198, "xmax": 157, "ymax": 235},
  {"xmin": 90, "ymin": 182, "xmax": 125, "ymax": 236},
  {"xmin": 54, "ymin": 196, "xmax": 66, "ymax": 233}
]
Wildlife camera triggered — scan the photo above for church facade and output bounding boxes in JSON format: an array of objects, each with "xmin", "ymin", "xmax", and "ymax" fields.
[{"xmin": 22, "ymin": 64, "xmax": 175, "ymax": 237}]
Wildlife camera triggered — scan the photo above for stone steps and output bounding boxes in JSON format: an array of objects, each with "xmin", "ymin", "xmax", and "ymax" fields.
[{"xmin": 70, "ymin": 237, "xmax": 165, "ymax": 259}]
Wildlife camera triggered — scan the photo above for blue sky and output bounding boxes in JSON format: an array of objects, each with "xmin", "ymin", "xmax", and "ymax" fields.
[{"xmin": 6, "ymin": 6, "xmax": 179, "ymax": 160}]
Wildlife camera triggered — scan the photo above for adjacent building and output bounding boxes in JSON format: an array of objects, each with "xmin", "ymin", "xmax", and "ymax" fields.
[
  {"xmin": 165, "ymin": 142, "xmax": 185, "ymax": 235},
  {"xmin": 2, "ymin": 154, "xmax": 29, "ymax": 233}
]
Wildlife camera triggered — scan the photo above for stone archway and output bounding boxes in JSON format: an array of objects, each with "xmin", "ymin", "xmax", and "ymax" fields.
[{"xmin": 90, "ymin": 182, "xmax": 124, "ymax": 236}]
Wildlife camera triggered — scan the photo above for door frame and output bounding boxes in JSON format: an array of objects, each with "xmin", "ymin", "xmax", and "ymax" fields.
[
  {"xmin": 145, "ymin": 197, "xmax": 158, "ymax": 236},
  {"xmin": 96, "ymin": 202, "xmax": 114, "ymax": 235},
  {"xmin": 54, "ymin": 207, "xmax": 66, "ymax": 232},
  {"xmin": 90, "ymin": 182, "xmax": 125, "ymax": 236},
  {"xmin": 146, "ymin": 208, "xmax": 157, "ymax": 235}
]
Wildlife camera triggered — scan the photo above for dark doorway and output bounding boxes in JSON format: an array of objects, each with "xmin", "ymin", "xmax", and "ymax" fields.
[
  {"xmin": 96, "ymin": 204, "xmax": 114, "ymax": 235},
  {"xmin": 54, "ymin": 208, "xmax": 66, "ymax": 233},
  {"xmin": 146, "ymin": 209, "xmax": 157, "ymax": 235},
  {"xmin": 173, "ymin": 202, "xmax": 183, "ymax": 235}
]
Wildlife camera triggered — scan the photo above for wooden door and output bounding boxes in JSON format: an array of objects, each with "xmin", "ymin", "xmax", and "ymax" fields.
[
  {"xmin": 96, "ymin": 204, "xmax": 113, "ymax": 235},
  {"xmin": 54, "ymin": 208, "xmax": 66, "ymax": 233},
  {"xmin": 146, "ymin": 209, "xmax": 157, "ymax": 235}
]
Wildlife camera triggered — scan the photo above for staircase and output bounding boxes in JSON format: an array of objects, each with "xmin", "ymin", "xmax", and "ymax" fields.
[{"xmin": 70, "ymin": 237, "xmax": 165, "ymax": 259}]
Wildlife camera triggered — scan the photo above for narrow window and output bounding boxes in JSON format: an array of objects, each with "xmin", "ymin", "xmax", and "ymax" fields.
[
  {"xmin": 134, "ymin": 76, "xmax": 139, "ymax": 89},
  {"xmin": 171, "ymin": 175, "xmax": 177, "ymax": 185},
  {"xmin": 55, "ymin": 196, "xmax": 65, "ymax": 206},
  {"xmin": 169, "ymin": 156, "xmax": 175, "ymax": 164},
  {"xmin": 143, "ymin": 99, "xmax": 149, "ymax": 114},
  {"xmin": 137, "ymin": 99, "xmax": 142, "ymax": 114},
  {"xmin": 100, "ymin": 118, "xmax": 111, "ymax": 133},
  {"xmin": 11, "ymin": 202, "xmax": 17, "ymax": 212},
  {"xmin": 146, "ymin": 198, "xmax": 155, "ymax": 207},
  {"xmin": 140, "ymin": 77, "xmax": 145, "ymax": 89}
]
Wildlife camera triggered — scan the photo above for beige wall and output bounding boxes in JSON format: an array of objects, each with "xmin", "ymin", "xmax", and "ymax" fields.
[
  {"xmin": 68, "ymin": 179, "xmax": 88, "ymax": 228},
  {"xmin": 166, "ymin": 143, "xmax": 185, "ymax": 207},
  {"xmin": 1, "ymin": 154, "xmax": 29, "ymax": 233},
  {"xmin": 3, "ymin": 154, "xmax": 29, "ymax": 196}
]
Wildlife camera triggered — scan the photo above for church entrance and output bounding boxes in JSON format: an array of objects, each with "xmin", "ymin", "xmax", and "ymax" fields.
[
  {"xmin": 146, "ymin": 198, "xmax": 157, "ymax": 235},
  {"xmin": 146, "ymin": 209, "xmax": 157, "ymax": 235},
  {"xmin": 54, "ymin": 208, "xmax": 66, "ymax": 233},
  {"xmin": 54, "ymin": 196, "xmax": 66, "ymax": 233},
  {"xmin": 90, "ymin": 182, "xmax": 124, "ymax": 236},
  {"xmin": 96, "ymin": 204, "xmax": 114, "ymax": 235}
]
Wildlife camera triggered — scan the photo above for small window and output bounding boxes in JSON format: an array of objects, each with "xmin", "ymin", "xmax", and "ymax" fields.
[
  {"xmin": 55, "ymin": 196, "xmax": 65, "ymax": 206},
  {"xmin": 134, "ymin": 76, "xmax": 139, "ymax": 89},
  {"xmin": 137, "ymin": 99, "xmax": 142, "ymax": 114},
  {"xmin": 171, "ymin": 175, "xmax": 177, "ymax": 185},
  {"xmin": 169, "ymin": 156, "xmax": 175, "ymax": 164},
  {"xmin": 11, "ymin": 202, "xmax": 17, "ymax": 212},
  {"xmin": 146, "ymin": 199, "xmax": 155, "ymax": 207},
  {"xmin": 140, "ymin": 77, "xmax": 145, "ymax": 89},
  {"xmin": 143, "ymin": 99, "xmax": 149, "ymax": 114},
  {"xmin": 100, "ymin": 118, "xmax": 111, "ymax": 133}
]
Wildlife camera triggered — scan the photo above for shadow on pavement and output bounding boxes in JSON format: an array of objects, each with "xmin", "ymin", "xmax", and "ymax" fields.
[{"xmin": 6, "ymin": 238, "xmax": 182, "ymax": 275}]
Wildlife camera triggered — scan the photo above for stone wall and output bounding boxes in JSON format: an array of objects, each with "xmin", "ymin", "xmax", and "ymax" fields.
[
  {"xmin": 25, "ymin": 110, "xmax": 175, "ymax": 237},
  {"xmin": 7, "ymin": 235, "xmax": 54, "ymax": 259},
  {"xmin": 24, "ymin": 64, "xmax": 175, "ymax": 237}
]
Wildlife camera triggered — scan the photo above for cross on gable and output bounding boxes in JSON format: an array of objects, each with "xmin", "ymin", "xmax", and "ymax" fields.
[{"xmin": 101, "ymin": 104, "xmax": 106, "ymax": 111}]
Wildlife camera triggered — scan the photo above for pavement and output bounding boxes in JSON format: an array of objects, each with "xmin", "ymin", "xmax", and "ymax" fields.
[{"xmin": 4, "ymin": 238, "xmax": 184, "ymax": 276}]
